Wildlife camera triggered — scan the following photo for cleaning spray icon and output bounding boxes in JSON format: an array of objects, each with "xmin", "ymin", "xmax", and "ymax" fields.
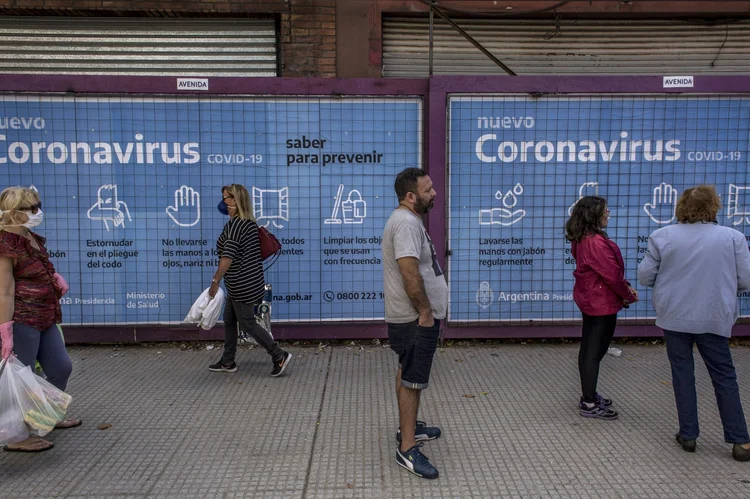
[{"xmin": 325, "ymin": 184, "xmax": 367, "ymax": 225}]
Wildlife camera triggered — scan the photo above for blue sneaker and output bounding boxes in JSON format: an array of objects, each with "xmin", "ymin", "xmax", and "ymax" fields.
[
  {"xmin": 396, "ymin": 444, "xmax": 439, "ymax": 479},
  {"xmin": 396, "ymin": 421, "xmax": 442, "ymax": 444}
]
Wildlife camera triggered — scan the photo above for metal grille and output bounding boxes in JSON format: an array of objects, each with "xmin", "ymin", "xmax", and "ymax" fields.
[
  {"xmin": 0, "ymin": 17, "xmax": 277, "ymax": 76},
  {"xmin": 383, "ymin": 17, "xmax": 750, "ymax": 77}
]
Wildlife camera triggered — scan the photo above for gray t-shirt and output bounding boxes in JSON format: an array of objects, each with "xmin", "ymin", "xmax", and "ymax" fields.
[{"xmin": 382, "ymin": 208, "xmax": 448, "ymax": 323}]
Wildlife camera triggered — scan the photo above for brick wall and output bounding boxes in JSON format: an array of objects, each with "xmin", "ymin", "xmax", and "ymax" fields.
[
  {"xmin": 0, "ymin": 0, "xmax": 337, "ymax": 77},
  {"xmin": 280, "ymin": 0, "xmax": 336, "ymax": 77}
]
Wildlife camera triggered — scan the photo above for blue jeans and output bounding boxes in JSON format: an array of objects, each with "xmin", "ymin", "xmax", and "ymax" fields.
[
  {"xmin": 664, "ymin": 330, "xmax": 750, "ymax": 444},
  {"xmin": 12, "ymin": 322, "xmax": 73, "ymax": 391}
]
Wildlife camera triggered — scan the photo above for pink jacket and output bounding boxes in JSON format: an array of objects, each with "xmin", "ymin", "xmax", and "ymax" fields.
[{"xmin": 571, "ymin": 234, "xmax": 636, "ymax": 316}]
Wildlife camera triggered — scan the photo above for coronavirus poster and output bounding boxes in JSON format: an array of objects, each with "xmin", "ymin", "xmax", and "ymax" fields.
[
  {"xmin": 0, "ymin": 96, "xmax": 422, "ymax": 324},
  {"xmin": 449, "ymin": 95, "xmax": 750, "ymax": 322}
]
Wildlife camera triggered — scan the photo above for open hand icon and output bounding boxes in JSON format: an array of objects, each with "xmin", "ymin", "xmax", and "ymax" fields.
[
  {"xmin": 166, "ymin": 185, "xmax": 201, "ymax": 227},
  {"xmin": 644, "ymin": 182, "xmax": 678, "ymax": 224}
]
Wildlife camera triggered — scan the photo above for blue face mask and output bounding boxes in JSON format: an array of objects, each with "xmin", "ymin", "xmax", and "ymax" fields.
[{"xmin": 217, "ymin": 200, "xmax": 229, "ymax": 215}]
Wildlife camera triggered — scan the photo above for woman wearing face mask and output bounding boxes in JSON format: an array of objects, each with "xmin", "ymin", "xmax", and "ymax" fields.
[
  {"xmin": 208, "ymin": 184, "xmax": 292, "ymax": 377},
  {"xmin": 0, "ymin": 187, "xmax": 81, "ymax": 453},
  {"xmin": 566, "ymin": 196, "xmax": 638, "ymax": 420}
]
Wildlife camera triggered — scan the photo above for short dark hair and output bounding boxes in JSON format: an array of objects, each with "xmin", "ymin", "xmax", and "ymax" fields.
[
  {"xmin": 394, "ymin": 168, "xmax": 428, "ymax": 201},
  {"xmin": 676, "ymin": 185, "xmax": 720, "ymax": 223}
]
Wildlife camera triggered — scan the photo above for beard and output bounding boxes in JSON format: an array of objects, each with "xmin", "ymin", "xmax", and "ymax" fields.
[{"xmin": 414, "ymin": 196, "xmax": 434, "ymax": 215}]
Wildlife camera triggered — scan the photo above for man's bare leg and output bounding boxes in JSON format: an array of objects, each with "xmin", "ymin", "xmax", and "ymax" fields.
[{"xmin": 397, "ymin": 368, "xmax": 421, "ymax": 452}]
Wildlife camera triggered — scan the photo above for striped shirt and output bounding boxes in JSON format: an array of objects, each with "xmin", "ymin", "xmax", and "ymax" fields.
[{"xmin": 216, "ymin": 217, "xmax": 265, "ymax": 304}]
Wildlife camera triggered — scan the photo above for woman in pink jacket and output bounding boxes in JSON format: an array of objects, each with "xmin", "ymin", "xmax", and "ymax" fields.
[{"xmin": 566, "ymin": 196, "xmax": 638, "ymax": 420}]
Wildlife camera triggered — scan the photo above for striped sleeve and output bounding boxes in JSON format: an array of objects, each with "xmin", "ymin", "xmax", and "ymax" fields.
[{"xmin": 221, "ymin": 219, "xmax": 242, "ymax": 260}]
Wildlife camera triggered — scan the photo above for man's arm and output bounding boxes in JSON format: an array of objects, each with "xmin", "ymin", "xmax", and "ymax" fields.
[{"xmin": 397, "ymin": 256, "xmax": 434, "ymax": 327}]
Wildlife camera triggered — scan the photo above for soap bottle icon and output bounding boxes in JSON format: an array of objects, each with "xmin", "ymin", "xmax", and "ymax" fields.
[{"xmin": 342, "ymin": 190, "xmax": 366, "ymax": 224}]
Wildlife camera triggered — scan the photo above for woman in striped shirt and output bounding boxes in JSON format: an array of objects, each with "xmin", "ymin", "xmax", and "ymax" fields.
[{"xmin": 208, "ymin": 184, "xmax": 292, "ymax": 377}]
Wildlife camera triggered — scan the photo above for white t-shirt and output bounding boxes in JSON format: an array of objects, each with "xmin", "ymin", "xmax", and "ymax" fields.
[{"xmin": 381, "ymin": 208, "xmax": 448, "ymax": 323}]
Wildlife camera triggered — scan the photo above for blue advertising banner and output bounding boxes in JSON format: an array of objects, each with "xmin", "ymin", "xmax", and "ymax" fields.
[
  {"xmin": 0, "ymin": 96, "xmax": 422, "ymax": 324},
  {"xmin": 448, "ymin": 95, "xmax": 750, "ymax": 322}
]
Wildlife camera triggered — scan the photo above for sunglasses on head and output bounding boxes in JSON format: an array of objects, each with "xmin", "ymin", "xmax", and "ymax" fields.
[{"xmin": 19, "ymin": 202, "xmax": 42, "ymax": 214}]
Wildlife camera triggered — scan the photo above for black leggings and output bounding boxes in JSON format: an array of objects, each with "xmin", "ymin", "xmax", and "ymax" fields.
[{"xmin": 579, "ymin": 313, "xmax": 618, "ymax": 403}]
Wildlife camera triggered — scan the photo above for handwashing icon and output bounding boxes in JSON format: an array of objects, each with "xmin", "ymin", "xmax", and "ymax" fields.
[{"xmin": 478, "ymin": 183, "xmax": 526, "ymax": 227}]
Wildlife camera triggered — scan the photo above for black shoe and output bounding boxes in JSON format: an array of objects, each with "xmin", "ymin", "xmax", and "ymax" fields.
[
  {"xmin": 271, "ymin": 352, "xmax": 293, "ymax": 377},
  {"xmin": 579, "ymin": 401, "xmax": 618, "ymax": 420},
  {"xmin": 675, "ymin": 433, "xmax": 696, "ymax": 452},
  {"xmin": 579, "ymin": 394, "xmax": 613, "ymax": 410},
  {"xmin": 395, "ymin": 443, "xmax": 439, "ymax": 479},
  {"xmin": 733, "ymin": 443, "xmax": 750, "ymax": 462},
  {"xmin": 208, "ymin": 361, "xmax": 237, "ymax": 373},
  {"xmin": 396, "ymin": 421, "xmax": 442, "ymax": 444}
]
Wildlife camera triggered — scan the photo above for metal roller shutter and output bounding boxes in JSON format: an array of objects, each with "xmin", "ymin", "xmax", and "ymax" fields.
[
  {"xmin": 0, "ymin": 17, "xmax": 277, "ymax": 76},
  {"xmin": 383, "ymin": 17, "xmax": 750, "ymax": 77}
]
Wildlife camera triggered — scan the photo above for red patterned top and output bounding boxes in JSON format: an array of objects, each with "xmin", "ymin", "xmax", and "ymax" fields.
[{"xmin": 0, "ymin": 230, "xmax": 61, "ymax": 330}]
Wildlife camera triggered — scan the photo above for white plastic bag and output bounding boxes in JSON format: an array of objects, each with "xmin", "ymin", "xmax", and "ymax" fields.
[
  {"xmin": 36, "ymin": 374, "xmax": 72, "ymax": 421},
  {"xmin": 2, "ymin": 356, "xmax": 69, "ymax": 437},
  {"xmin": 0, "ymin": 358, "xmax": 29, "ymax": 445},
  {"xmin": 184, "ymin": 287, "xmax": 225, "ymax": 330}
]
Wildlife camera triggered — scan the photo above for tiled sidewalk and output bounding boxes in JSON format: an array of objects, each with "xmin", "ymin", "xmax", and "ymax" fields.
[{"xmin": 2, "ymin": 342, "xmax": 749, "ymax": 498}]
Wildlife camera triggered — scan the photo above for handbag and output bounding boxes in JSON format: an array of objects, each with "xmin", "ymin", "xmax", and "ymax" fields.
[{"xmin": 258, "ymin": 225, "xmax": 282, "ymax": 262}]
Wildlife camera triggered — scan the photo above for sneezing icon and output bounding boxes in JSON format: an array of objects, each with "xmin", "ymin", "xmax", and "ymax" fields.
[
  {"xmin": 325, "ymin": 184, "xmax": 367, "ymax": 225},
  {"xmin": 727, "ymin": 183, "xmax": 750, "ymax": 225},
  {"xmin": 87, "ymin": 184, "xmax": 131, "ymax": 231},
  {"xmin": 478, "ymin": 183, "xmax": 526, "ymax": 227},
  {"xmin": 253, "ymin": 186, "xmax": 289, "ymax": 229}
]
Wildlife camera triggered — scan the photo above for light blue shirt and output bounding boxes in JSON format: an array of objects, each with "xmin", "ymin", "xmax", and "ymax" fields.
[{"xmin": 638, "ymin": 222, "xmax": 750, "ymax": 337}]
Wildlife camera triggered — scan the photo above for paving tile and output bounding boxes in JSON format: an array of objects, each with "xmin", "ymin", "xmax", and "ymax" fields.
[{"xmin": 1, "ymin": 343, "xmax": 749, "ymax": 498}]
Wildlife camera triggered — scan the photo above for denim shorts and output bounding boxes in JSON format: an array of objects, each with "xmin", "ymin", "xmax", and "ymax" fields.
[{"xmin": 387, "ymin": 319, "xmax": 440, "ymax": 390}]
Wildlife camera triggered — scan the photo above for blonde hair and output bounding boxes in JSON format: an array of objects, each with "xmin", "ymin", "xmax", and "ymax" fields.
[
  {"xmin": 0, "ymin": 187, "xmax": 40, "ymax": 229},
  {"xmin": 222, "ymin": 184, "xmax": 255, "ymax": 221},
  {"xmin": 675, "ymin": 185, "xmax": 721, "ymax": 223}
]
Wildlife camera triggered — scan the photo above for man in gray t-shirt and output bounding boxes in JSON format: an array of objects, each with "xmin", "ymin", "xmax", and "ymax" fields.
[
  {"xmin": 382, "ymin": 209, "xmax": 448, "ymax": 323},
  {"xmin": 381, "ymin": 168, "xmax": 448, "ymax": 480}
]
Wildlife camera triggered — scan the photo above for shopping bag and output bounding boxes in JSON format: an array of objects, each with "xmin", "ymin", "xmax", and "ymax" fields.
[
  {"xmin": 0, "ymin": 358, "xmax": 29, "ymax": 445},
  {"xmin": 36, "ymin": 374, "xmax": 72, "ymax": 421},
  {"xmin": 184, "ymin": 288, "xmax": 212, "ymax": 324},
  {"xmin": 5, "ymin": 356, "xmax": 68, "ymax": 436},
  {"xmin": 184, "ymin": 287, "xmax": 225, "ymax": 330}
]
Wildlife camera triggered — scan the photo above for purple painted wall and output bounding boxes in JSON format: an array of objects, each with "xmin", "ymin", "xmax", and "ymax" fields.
[{"xmin": 1, "ymin": 73, "xmax": 748, "ymax": 343}]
